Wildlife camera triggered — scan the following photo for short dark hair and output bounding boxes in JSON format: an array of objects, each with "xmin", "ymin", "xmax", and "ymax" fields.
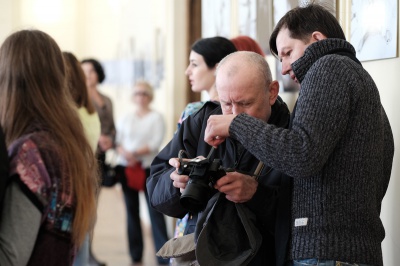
[
  {"xmin": 269, "ymin": 3, "xmax": 345, "ymax": 57},
  {"xmin": 81, "ymin": 58, "xmax": 106, "ymax": 83},
  {"xmin": 191, "ymin": 36, "xmax": 237, "ymax": 69}
]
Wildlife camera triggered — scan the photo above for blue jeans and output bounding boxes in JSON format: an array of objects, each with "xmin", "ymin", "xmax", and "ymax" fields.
[
  {"xmin": 292, "ymin": 259, "xmax": 374, "ymax": 266},
  {"xmin": 73, "ymin": 234, "xmax": 89, "ymax": 266}
]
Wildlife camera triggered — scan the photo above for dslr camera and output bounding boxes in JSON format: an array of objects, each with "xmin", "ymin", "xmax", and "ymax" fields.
[{"xmin": 178, "ymin": 152, "xmax": 226, "ymax": 212}]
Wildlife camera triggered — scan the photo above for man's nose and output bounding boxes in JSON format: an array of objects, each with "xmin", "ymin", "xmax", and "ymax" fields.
[
  {"xmin": 232, "ymin": 105, "xmax": 243, "ymax": 115},
  {"xmin": 281, "ymin": 61, "xmax": 291, "ymax": 76}
]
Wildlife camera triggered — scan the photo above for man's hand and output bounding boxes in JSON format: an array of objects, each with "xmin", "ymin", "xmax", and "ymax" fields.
[
  {"xmin": 205, "ymin": 114, "xmax": 236, "ymax": 147},
  {"xmin": 214, "ymin": 172, "xmax": 258, "ymax": 203},
  {"xmin": 169, "ymin": 158, "xmax": 189, "ymax": 192}
]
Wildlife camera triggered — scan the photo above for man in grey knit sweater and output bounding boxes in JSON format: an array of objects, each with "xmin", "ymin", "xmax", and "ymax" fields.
[{"xmin": 205, "ymin": 3, "xmax": 394, "ymax": 266}]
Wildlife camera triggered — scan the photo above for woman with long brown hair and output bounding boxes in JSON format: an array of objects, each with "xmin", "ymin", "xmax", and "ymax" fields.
[
  {"xmin": 63, "ymin": 51, "xmax": 101, "ymax": 266},
  {"xmin": 0, "ymin": 30, "xmax": 99, "ymax": 265}
]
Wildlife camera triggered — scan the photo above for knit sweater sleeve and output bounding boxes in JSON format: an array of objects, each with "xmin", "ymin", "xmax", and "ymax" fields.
[{"xmin": 230, "ymin": 55, "xmax": 355, "ymax": 177}]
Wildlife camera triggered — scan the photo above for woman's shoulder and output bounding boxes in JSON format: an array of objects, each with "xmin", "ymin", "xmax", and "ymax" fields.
[
  {"xmin": 178, "ymin": 101, "xmax": 207, "ymax": 125},
  {"xmin": 8, "ymin": 132, "xmax": 56, "ymax": 203},
  {"xmin": 78, "ymin": 107, "xmax": 99, "ymax": 122},
  {"xmin": 182, "ymin": 101, "xmax": 205, "ymax": 116}
]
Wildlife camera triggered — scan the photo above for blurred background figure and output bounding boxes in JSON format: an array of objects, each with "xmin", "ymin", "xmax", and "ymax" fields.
[
  {"xmin": 64, "ymin": 52, "xmax": 101, "ymax": 152},
  {"xmin": 171, "ymin": 37, "xmax": 236, "ymax": 252},
  {"xmin": 115, "ymin": 80, "xmax": 169, "ymax": 266},
  {"xmin": 81, "ymin": 58, "xmax": 115, "ymax": 266},
  {"xmin": 231, "ymin": 35, "xmax": 266, "ymax": 56},
  {"xmin": 0, "ymin": 29, "xmax": 98, "ymax": 266},
  {"xmin": 81, "ymin": 58, "xmax": 116, "ymax": 156},
  {"xmin": 63, "ymin": 51, "xmax": 101, "ymax": 266}
]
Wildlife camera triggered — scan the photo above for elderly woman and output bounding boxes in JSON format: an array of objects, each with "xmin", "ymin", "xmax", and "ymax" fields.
[{"xmin": 115, "ymin": 80, "xmax": 169, "ymax": 265}]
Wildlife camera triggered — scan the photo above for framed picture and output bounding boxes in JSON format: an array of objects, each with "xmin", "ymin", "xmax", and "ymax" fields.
[
  {"xmin": 237, "ymin": 0, "xmax": 257, "ymax": 39},
  {"xmin": 201, "ymin": 0, "xmax": 231, "ymax": 38},
  {"xmin": 350, "ymin": 0, "xmax": 398, "ymax": 61}
]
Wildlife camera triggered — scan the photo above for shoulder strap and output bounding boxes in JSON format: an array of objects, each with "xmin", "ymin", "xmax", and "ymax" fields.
[{"xmin": 253, "ymin": 161, "xmax": 265, "ymax": 181}]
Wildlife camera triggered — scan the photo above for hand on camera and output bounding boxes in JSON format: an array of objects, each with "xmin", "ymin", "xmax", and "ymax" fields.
[
  {"xmin": 169, "ymin": 158, "xmax": 189, "ymax": 192},
  {"xmin": 214, "ymin": 172, "xmax": 258, "ymax": 203}
]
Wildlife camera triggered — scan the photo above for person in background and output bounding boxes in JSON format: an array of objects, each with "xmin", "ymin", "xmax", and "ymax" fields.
[
  {"xmin": 177, "ymin": 36, "xmax": 237, "ymax": 128},
  {"xmin": 230, "ymin": 35, "xmax": 266, "ymax": 57},
  {"xmin": 172, "ymin": 37, "xmax": 237, "ymax": 243},
  {"xmin": 63, "ymin": 51, "xmax": 101, "ymax": 266},
  {"xmin": 115, "ymin": 80, "xmax": 169, "ymax": 266},
  {"xmin": 64, "ymin": 52, "xmax": 101, "ymax": 152},
  {"xmin": 204, "ymin": 3, "xmax": 394, "ymax": 266},
  {"xmin": 81, "ymin": 58, "xmax": 115, "ymax": 167},
  {"xmin": 0, "ymin": 29, "xmax": 98, "ymax": 266},
  {"xmin": 81, "ymin": 58, "xmax": 115, "ymax": 266}
]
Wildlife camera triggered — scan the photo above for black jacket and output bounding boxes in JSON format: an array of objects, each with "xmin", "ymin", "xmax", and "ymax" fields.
[
  {"xmin": 147, "ymin": 98, "xmax": 290, "ymax": 265},
  {"xmin": 0, "ymin": 126, "xmax": 9, "ymax": 217}
]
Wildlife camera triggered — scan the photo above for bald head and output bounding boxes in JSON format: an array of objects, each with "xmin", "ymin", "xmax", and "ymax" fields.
[
  {"xmin": 216, "ymin": 51, "xmax": 273, "ymax": 90},
  {"xmin": 215, "ymin": 51, "xmax": 279, "ymax": 122}
]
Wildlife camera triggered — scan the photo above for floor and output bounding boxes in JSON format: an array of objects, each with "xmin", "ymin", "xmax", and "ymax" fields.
[{"xmin": 91, "ymin": 185, "xmax": 173, "ymax": 266}]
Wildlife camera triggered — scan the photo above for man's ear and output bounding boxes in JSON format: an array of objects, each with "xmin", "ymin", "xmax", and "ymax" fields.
[
  {"xmin": 311, "ymin": 31, "xmax": 327, "ymax": 41},
  {"xmin": 268, "ymin": 80, "xmax": 279, "ymax": 105}
]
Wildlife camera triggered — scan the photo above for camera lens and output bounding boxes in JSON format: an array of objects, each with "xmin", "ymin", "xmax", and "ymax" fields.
[{"xmin": 180, "ymin": 179, "xmax": 211, "ymax": 212}]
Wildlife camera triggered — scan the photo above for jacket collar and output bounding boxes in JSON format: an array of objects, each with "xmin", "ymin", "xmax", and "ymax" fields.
[{"xmin": 292, "ymin": 38, "xmax": 357, "ymax": 84}]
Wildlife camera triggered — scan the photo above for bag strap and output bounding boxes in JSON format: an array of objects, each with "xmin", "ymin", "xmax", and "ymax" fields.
[{"xmin": 253, "ymin": 161, "xmax": 264, "ymax": 181}]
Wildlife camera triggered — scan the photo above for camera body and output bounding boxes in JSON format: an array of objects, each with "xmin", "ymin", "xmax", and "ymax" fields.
[{"xmin": 178, "ymin": 156, "xmax": 226, "ymax": 212}]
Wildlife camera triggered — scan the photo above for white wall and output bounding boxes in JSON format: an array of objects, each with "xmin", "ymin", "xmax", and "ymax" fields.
[
  {"xmin": 0, "ymin": 0, "xmax": 188, "ymax": 146},
  {"xmin": 365, "ymin": 57, "xmax": 400, "ymax": 266},
  {"xmin": 0, "ymin": 0, "xmax": 399, "ymax": 264}
]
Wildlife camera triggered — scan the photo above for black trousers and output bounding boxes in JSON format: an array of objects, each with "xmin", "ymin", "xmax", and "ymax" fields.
[{"xmin": 117, "ymin": 166, "xmax": 169, "ymax": 264}]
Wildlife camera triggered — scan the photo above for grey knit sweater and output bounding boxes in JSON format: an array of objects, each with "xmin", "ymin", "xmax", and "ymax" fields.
[{"xmin": 230, "ymin": 39, "xmax": 394, "ymax": 265}]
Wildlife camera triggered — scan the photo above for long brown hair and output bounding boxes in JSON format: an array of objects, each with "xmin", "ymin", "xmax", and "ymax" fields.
[
  {"xmin": 63, "ymin": 51, "xmax": 96, "ymax": 114},
  {"xmin": 0, "ymin": 30, "xmax": 98, "ymax": 246}
]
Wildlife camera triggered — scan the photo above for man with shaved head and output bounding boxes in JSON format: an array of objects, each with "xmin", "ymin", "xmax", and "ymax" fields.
[{"xmin": 147, "ymin": 51, "xmax": 291, "ymax": 265}]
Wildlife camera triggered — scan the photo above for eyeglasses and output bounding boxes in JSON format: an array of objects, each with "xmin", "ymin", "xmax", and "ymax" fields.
[{"xmin": 134, "ymin": 91, "xmax": 149, "ymax": 97}]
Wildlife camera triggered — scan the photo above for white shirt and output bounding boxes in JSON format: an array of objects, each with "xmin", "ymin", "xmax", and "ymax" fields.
[{"xmin": 115, "ymin": 110, "xmax": 165, "ymax": 168}]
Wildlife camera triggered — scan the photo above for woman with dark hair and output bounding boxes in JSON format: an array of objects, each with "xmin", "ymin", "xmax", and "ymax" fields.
[
  {"xmin": 167, "ymin": 37, "xmax": 236, "ymax": 256},
  {"xmin": 0, "ymin": 29, "xmax": 98, "ymax": 266},
  {"xmin": 81, "ymin": 58, "xmax": 115, "ymax": 154},
  {"xmin": 178, "ymin": 36, "xmax": 237, "ymax": 128},
  {"xmin": 80, "ymin": 58, "xmax": 112, "ymax": 266},
  {"xmin": 183, "ymin": 36, "xmax": 237, "ymax": 105}
]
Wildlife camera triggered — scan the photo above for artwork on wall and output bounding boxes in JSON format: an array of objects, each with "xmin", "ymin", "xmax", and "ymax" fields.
[
  {"xmin": 350, "ymin": 0, "xmax": 398, "ymax": 61},
  {"xmin": 238, "ymin": 0, "xmax": 257, "ymax": 39},
  {"xmin": 201, "ymin": 0, "xmax": 231, "ymax": 38},
  {"xmin": 237, "ymin": 0, "xmax": 273, "ymax": 55}
]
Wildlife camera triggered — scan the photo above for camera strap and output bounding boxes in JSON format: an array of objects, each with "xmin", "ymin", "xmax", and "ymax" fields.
[{"xmin": 253, "ymin": 161, "xmax": 265, "ymax": 181}]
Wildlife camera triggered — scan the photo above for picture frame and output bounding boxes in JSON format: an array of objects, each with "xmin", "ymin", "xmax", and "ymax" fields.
[{"xmin": 349, "ymin": 0, "xmax": 398, "ymax": 61}]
